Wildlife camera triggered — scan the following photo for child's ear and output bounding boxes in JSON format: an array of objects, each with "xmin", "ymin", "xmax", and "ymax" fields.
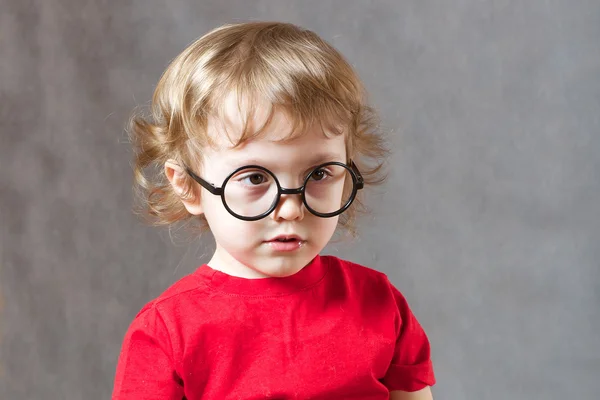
[{"xmin": 165, "ymin": 160, "xmax": 203, "ymax": 215}]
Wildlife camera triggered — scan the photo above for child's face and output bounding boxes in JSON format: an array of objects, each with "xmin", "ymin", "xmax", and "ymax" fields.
[{"xmin": 188, "ymin": 101, "xmax": 347, "ymax": 279}]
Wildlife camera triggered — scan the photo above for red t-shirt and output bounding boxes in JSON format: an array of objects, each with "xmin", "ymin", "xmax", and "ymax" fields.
[{"xmin": 112, "ymin": 255, "xmax": 435, "ymax": 399}]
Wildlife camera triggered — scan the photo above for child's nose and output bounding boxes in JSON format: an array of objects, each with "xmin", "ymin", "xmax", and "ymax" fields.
[{"xmin": 272, "ymin": 193, "xmax": 305, "ymax": 221}]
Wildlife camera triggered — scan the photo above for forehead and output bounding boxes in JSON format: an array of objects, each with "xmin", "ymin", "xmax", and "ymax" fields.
[
  {"xmin": 207, "ymin": 94, "xmax": 292, "ymax": 144},
  {"xmin": 204, "ymin": 93, "xmax": 347, "ymax": 166}
]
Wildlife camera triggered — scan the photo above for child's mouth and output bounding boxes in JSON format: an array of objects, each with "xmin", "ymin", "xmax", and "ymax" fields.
[{"xmin": 265, "ymin": 236, "xmax": 305, "ymax": 251}]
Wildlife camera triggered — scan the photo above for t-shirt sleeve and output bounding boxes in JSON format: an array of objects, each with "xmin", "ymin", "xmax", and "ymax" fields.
[
  {"xmin": 381, "ymin": 280, "xmax": 436, "ymax": 392},
  {"xmin": 112, "ymin": 305, "xmax": 184, "ymax": 400}
]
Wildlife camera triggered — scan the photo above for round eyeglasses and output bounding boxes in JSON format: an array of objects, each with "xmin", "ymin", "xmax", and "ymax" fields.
[{"xmin": 185, "ymin": 161, "xmax": 364, "ymax": 221}]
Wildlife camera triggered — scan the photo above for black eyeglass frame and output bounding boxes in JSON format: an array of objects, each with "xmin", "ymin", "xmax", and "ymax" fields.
[{"xmin": 184, "ymin": 161, "xmax": 364, "ymax": 221}]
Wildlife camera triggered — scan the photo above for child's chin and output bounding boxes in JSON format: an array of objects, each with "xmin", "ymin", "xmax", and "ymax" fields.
[{"xmin": 250, "ymin": 257, "xmax": 309, "ymax": 278}]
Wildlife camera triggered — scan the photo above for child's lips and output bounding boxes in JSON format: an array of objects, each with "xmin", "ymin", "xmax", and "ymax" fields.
[
  {"xmin": 264, "ymin": 235, "xmax": 305, "ymax": 251},
  {"xmin": 265, "ymin": 239, "xmax": 305, "ymax": 252},
  {"xmin": 265, "ymin": 233, "xmax": 304, "ymax": 243}
]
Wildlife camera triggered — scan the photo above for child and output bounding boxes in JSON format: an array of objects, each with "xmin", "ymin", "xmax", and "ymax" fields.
[{"xmin": 113, "ymin": 22, "xmax": 435, "ymax": 399}]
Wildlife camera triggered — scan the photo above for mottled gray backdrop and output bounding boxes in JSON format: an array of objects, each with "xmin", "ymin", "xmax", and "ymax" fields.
[{"xmin": 1, "ymin": 0, "xmax": 599, "ymax": 399}]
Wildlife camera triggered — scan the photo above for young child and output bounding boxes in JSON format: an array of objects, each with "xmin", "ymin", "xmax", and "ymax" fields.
[{"xmin": 113, "ymin": 22, "xmax": 435, "ymax": 399}]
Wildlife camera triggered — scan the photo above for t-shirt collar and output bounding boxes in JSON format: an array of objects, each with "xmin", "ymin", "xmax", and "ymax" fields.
[{"xmin": 195, "ymin": 255, "xmax": 328, "ymax": 296}]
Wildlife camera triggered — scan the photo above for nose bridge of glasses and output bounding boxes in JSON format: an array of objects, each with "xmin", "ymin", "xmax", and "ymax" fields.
[{"xmin": 279, "ymin": 187, "xmax": 304, "ymax": 196}]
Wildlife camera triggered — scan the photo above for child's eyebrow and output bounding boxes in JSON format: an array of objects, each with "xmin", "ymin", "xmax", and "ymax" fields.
[
  {"xmin": 307, "ymin": 152, "xmax": 346, "ymax": 165},
  {"xmin": 229, "ymin": 152, "xmax": 345, "ymax": 169}
]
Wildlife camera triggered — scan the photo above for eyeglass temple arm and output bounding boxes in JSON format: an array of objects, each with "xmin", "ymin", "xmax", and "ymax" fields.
[
  {"xmin": 185, "ymin": 167, "xmax": 223, "ymax": 195},
  {"xmin": 349, "ymin": 160, "xmax": 364, "ymax": 190}
]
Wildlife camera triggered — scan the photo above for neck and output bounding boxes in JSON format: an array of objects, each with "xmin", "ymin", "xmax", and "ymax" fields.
[{"xmin": 208, "ymin": 243, "xmax": 269, "ymax": 279}]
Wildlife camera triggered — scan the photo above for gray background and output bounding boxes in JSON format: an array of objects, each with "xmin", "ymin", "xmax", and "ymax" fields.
[{"xmin": 1, "ymin": 0, "xmax": 599, "ymax": 399}]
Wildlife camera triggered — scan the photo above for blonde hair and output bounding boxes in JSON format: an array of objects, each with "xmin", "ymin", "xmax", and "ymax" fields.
[{"xmin": 129, "ymin": 21, "xmax": 388, "ymax": 236}]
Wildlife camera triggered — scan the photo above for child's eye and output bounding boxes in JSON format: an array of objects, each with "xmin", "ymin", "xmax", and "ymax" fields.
[
  {"xmin": 239, "ymin": 172, "xmax": 270, "ymax": 185},
  {"xmin": 309, "ymin": 168, "xmax": 331, "ymax": 181}
]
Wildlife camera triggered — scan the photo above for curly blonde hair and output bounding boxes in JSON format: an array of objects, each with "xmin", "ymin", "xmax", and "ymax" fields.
[{"xmin": 129, "ymin": 21, "xmax": 388, "ymax": 236}]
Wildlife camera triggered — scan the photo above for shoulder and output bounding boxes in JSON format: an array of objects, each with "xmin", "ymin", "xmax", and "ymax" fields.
[
  {"xmin": 320, "ymin": 255, "xmax": 397, "ymax": 298},
  {"xmin": 321, "ymin": 255, "xmax": 390, "ymax": 282},
  {"xmin": 320, "ymin": 255, "xmax": 415, "ymax": 312},
  {"xmin": 134, "ymin": 268, "xmax": 208, "ymax": 320},
  {"xmin": 122, "ymin": 269, "xmax": 211, "ymax": 356}
]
